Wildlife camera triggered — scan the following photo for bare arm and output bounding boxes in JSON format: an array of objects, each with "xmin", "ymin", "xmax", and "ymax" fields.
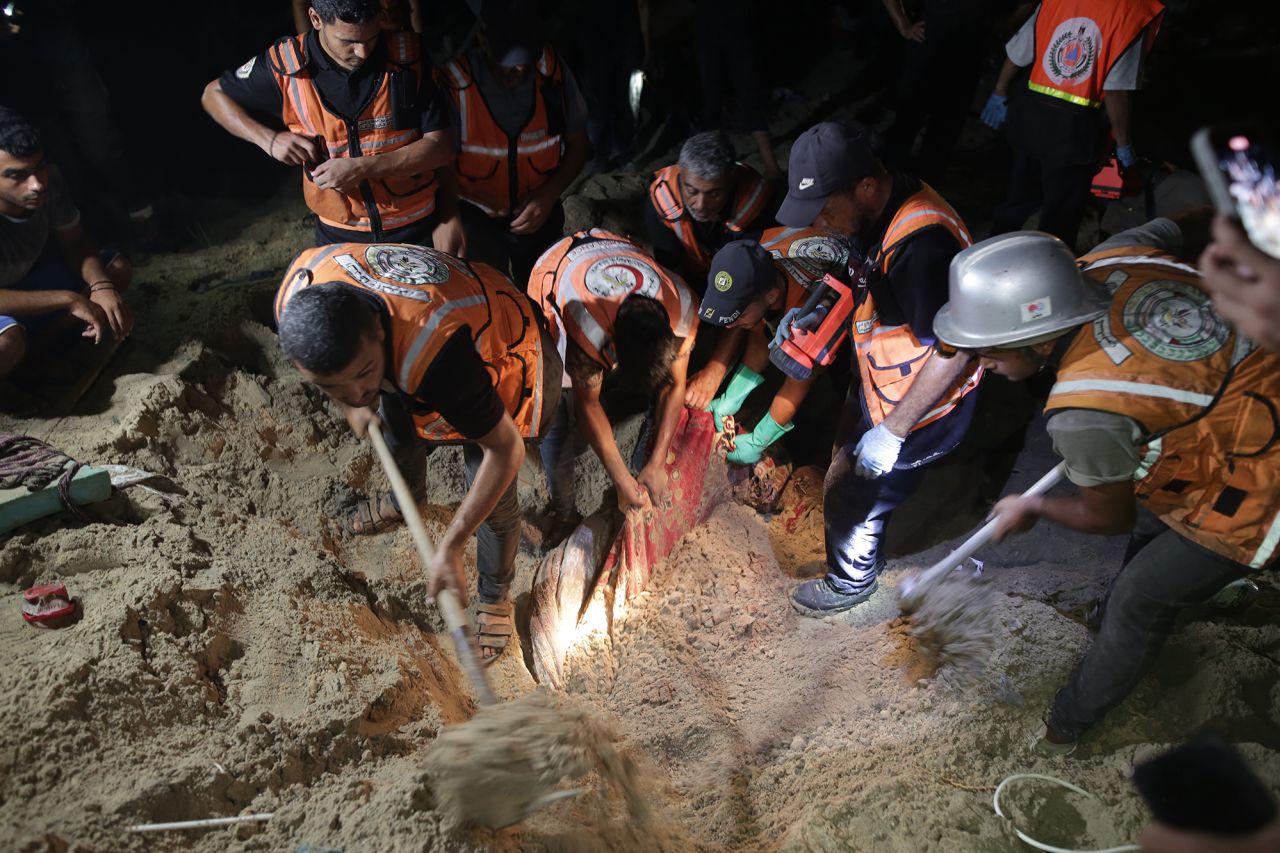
[
  {"xmin": 637, "ymin": 334, "xmax": 693, "ymax": 499},
  {"xmin": 881, "ymin": 0, "xmax": 925, "ymax": 41},
  {"xmin": 768, "ymin": 375, "xmax": 816, "ymax": 427},
  {"xmin": 427, "ymin": 413, "xmax": 526, "ymax": 603},
  {"xmin": 203, "ymin": 78, "xmax": 277, "ymax": 156},
  {"xmin": 352, "ymin": 130, "xmax": 456, "ymax": 179},
  {"xmin": 55, "ymin": 223, "xmax": 133, "ymax": 338},
  {"xmin": 570, "ymin": 357, "xmax": 650, "ymax": 511},
  {"xmin": 685, "ymin": 326, "xmax": 747, "ymax": 409},
  {"xmin": 992, "ymin": 480, "xmax": 1137, "ymax": 542},
  {"xmin": 880, "ymin": 351, "xmax": 976, "ymax": 438},
  {"xmin": 510, "ymin": 130, "xmax": 590, "ymax": 235},
  {"xmin": 993, "ymin": 56, "xmax": 1023, "ymax": 97},
  {"xmin": 1104, "ymin": 90, "xmax": 1133, "ymax": 150}
]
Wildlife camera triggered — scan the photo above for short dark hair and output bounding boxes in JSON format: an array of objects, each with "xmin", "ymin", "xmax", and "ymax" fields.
[
  {"xmin": 678, "ymin": 130, "xmax": 735, "ymax": 182},
  {"xmin": 0, "ymin": 107, "xmax": 43, "ymax": 159},
  {"xmin": 310, "ymin": 0, "xmax": 380, "ymax": 25},
  {"xmin": 613, "ymin": 294, "xmax": 679, "ymax": 392},
  {"xmin": 278, "ymin": 283, "xmax": 379, "ymax": 374}
]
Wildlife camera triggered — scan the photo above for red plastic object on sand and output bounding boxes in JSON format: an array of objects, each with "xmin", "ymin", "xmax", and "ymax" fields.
[
  {"xmin": 21, "ymin": 582, "xmax": 75, "ymax": 624},
  {"xmin": 1091, "ymin": 154, "xmax": 1124, "ymax": 200}
]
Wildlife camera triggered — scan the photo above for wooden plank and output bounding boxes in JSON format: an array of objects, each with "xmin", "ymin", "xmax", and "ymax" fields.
[{"xmin": 0, "ymin": 466, "xmax": 112, "ymax": 535}]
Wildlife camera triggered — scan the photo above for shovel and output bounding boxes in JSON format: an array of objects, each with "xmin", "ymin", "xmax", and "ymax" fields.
[
  {"xmin": 897, "ymin": 462, "xmax": 1066, "ymax": 675},
  {"xmin": 366, "ymin": 422, "xmax": 596, "ymax": 827}
]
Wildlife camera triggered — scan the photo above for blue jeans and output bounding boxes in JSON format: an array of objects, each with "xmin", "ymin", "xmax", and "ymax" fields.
[
  {"xmin": 822, "ymin": 388, "xmax": 975, "ymax": 594},
  {"xmin": 1047, "ymin": 510, "xmax": 1255, "ymax": 739},
  {"xmin": 377, "ymin": 393, "xmax": 520, "ymax": 603}
]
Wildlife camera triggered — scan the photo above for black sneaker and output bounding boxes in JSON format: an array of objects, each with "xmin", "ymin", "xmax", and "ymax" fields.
[{"xmin": 790, "ymin": 577, "xmax": 879, "ymax": 616}]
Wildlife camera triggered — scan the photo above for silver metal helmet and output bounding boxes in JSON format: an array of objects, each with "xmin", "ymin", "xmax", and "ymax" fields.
[{"xmin": 932, "ymin": 231, "xmax": 1111, "ymax": 350}]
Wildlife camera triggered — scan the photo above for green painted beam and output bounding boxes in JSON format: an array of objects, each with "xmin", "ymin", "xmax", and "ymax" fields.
[{"xmin": 0, "ymin": 466, "xmax": 112, "ymax": 535}]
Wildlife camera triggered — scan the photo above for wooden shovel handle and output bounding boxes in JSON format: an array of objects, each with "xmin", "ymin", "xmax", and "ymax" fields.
[{"xmin": 367, "ymin": 421, "xmax": 468, "ymax": 633}]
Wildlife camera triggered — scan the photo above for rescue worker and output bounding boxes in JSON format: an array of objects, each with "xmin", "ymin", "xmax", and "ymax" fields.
[
  {"xmin": 932, "ymin": 218, "xmax": 1279, "ymax": 752},
  {"xmin": 274, "ymin": 242, "xmax": 562, "ymax": 662},
  {"xmin": 645, "ymin": 130, "xmax": 773, "ymax": 287},
  {"xmin": 0, "ymin": 107, "xmax": 133, "ymax": 383},
  {"xmin": 694, "ymin": 228, "xmax": 849, "ymax": 464},
  {"xmin": 529, "ymin": 229, "xmax": 697, "ymax": 529},
  {"xmin": 437, "ymin": 0, "xmax": 591, "ymax": 287},
  {"xmin": 775, "ymin": 121, "xmax": 982, "ymax": 615},
  {"xmin": 982, "ymin": 0, "xmax": 1165, "ymax": 249},
  {"xmin": 202, "ymin": 0, "xmax": 460, "ymax": 249}
]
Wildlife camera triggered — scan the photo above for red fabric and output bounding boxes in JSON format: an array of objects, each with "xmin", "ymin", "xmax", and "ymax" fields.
[{"xmin": 603, "ymin": 408, "xmax": 720, "ymax": 604}]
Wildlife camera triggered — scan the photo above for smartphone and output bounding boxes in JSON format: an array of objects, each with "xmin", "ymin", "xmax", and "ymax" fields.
[
  {"xmin": 1132, "ymin": 734, "xmax": 1277, "ymax": 834},
  {"xmin": 1192, "ymin": 125, "xmax": 1280, "ymax": 259}
]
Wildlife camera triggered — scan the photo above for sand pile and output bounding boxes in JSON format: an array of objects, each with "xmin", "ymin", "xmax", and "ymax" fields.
[{"xmin": 2, "ymin": 165, "xmax": 1278, "ymax": 851}]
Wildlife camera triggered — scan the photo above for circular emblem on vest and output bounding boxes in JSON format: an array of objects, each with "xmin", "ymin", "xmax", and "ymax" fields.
[
  {"xmin": 714, "ymin": 271, "xmax": 733, "ymax": 292},
  {"xmin": 1043, "ymin": 17, "xmax": 1099, "ymax": 86},
  {"xmin": 584, "ymin": 255, "xmax": 662, "ymax": 300},
  {"xmin": 1122, "ymin": 280, "xmax": 1230, "ymax": 362},
  {"xmin": 364, "ymin": 245, "xmax": 451, "ymax": 286},
  {"xmin": 787, "ymin": 234, "xmax": 849, "ymax": 269}
]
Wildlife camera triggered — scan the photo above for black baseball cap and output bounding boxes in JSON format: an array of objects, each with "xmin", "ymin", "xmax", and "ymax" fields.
[
  {"xmin": 699, "ymin": 240, "xmax": 778, "ymax": 326},
  {"xmin": 480, "ymin": 0, "xmax": 543, "ymax": 67},
  {"xmin": 777, "ymin": 122, "xmax": 880, "ymax": 227}
]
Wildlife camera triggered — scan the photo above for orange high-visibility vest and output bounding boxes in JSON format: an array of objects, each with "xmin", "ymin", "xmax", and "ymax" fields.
[
  {"xmin": 1026, "ymin": 0, "xmax": 1164, "ymax": 109},
  {"xmin": 759, "ymin": 226, "xmax": 850, "ymax": 312},
  {"xmin": 1045, "ymin": 245, "xmax": 1280, "ymax": 569},
  {"xmin": 268, "ymin": 33, "xmax": 437, "ymax": 235},
  {"xmin": 852, "ymin": 184, "xmax": 981, "ymax": 431},
  {"xmin": 275, "ymin": 243, "xmax": 547, "ymax": 443},
  {"xmin": 528, "ymin": 229, "xmax": 696, "ymax": 371},
  {"xmin": 649, "ymin": 163, "xmax": 771, "ymax": 276},
  {"xmin": 437, "ymin": 47, "xmax": 565, "ymax": 217}
]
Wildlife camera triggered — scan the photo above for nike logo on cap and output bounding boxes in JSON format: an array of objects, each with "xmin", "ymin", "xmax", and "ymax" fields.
[{"xmin": 798, "ymin": 178, "xmax": 815, "ymax": 190}]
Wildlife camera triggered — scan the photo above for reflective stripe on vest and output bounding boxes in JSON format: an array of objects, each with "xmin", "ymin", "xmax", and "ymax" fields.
[
  {"xmin": 1046, "ymin": 243, "xmax": 1280, "ymax": 569},
  {"xmin": 269, "ymin": 33, "xmax": 436, "ymax": 233},
  {"xmin": 851, "ymin": 184, "xmax": 979, "ymax": 431},
  {"xmin": 528, "ymin": 229, "xmax": 695, "ymax": 371},
  {"xmin": 275, "ymin": 243, "xmax": 545, "ymax": 442},
  {"xmin": 441, "ymin": 47, "xmax": 564, "ymax": 217},
  {"xmin": 1026, "ymin": 0, "xmax": 1164, "ymax": 109},
  {"xmin": 648, "ymin": 163, "xmax": 770, "ymax": 274}
]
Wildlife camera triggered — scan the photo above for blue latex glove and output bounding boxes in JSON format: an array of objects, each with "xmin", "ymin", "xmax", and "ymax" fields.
[
  {"xmin": 1116, "ymin": 145, "xmax": 1136, "ymax": 169},
  {"xmin": 771, "ymin": 303, "xmax": 829, "ymax": 350},
  {"xmin": 853, "ymin": 422, "xmax": 906, "ymax": 479},
  {"xmin": 980, "ymin": 93, "xmax": 1007, "ymax": 130}
]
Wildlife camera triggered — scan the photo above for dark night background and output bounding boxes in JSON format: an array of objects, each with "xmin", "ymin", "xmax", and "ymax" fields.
[{"xmin": 1, "ymin": 0, "xmax": 1278, "ymax": 235}]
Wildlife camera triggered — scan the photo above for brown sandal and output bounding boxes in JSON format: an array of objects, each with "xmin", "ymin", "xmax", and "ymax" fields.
[
  {"xmin": 474, "ymin": 601, "xmax": 514, "ymax": 665},
  {"xmin": 347, "ymin": 492, "xmax": 402, "ymax": 536}
]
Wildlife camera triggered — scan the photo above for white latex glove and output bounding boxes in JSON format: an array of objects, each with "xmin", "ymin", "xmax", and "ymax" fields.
[{"xmin": 853, "ymin": 422, "xmax": 905, "ymax": 479}]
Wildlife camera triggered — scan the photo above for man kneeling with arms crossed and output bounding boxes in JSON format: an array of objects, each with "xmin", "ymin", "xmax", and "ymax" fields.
[{"xmin": 275, "ymin": 242, "xmax": 561, "ymax": 662}]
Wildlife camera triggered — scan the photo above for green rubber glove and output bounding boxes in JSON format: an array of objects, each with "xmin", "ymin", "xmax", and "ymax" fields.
[
  {"xmin": 707, "ymin": 365, "xmax": 764, "ymax": 432},
  {"xmin": 726, "ymin": 412, "xmax": 794, "ymax": 465}
]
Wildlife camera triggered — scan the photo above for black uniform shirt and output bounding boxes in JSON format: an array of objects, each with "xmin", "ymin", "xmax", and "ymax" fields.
[
  {"xmin": 218, "ymin": 30, "xmax": 450, "ymax": 134},
  {"xmin": 851, "ymin": 172, "xmax": 963, "ymax": 345}
]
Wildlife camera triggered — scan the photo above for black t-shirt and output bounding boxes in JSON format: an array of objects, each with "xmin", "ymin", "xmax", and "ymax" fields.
[
  {"xmin": 848, "ymin": 172, "xmax": 976, "ymax": 463},
  {"xmin": 410, "ymin": 328, "xmax": 506, "ymax": 440},
  {"xmin": 851, "ymin": 172, "xmax": 963, "ymax": 345},
  {"xmin": 218, "ymin": 31, "xmax": 450, "ymax": 134}
]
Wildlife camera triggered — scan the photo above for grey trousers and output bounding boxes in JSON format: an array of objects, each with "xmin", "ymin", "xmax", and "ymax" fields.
[{"xmin": 1047, "ymin": 510, "xmax": 1255, "ymax": 739}]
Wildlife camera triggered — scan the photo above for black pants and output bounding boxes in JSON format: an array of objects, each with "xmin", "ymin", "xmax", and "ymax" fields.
[
  {"xmin": 990, "ymin": 150, "xmax": 1096, "ymax": 250},
  {"xmin": 884, "ymin": 29, "xmax": 986, "ymax": 184},
  {"xmin": 1047, "ymin": 510, "xmax": 1255, "ymax": 739},
  {"xmin": 460, "ymin": 200, "xmax": 565, "ymax": 289}
]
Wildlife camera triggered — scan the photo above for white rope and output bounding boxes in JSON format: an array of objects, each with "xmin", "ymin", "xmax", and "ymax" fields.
[
  {"xmin": 993, "ymin": 773, "xmax": 1140, "ymax": 853},
  {"xmin": 128, "ymin": 813, "xmax": 273, "ymax": 832}
]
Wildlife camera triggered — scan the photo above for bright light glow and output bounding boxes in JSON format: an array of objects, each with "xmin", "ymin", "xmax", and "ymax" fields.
[{"xmin": 628, "ymin": 70, "xmax": 645, "ymax": 122}]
